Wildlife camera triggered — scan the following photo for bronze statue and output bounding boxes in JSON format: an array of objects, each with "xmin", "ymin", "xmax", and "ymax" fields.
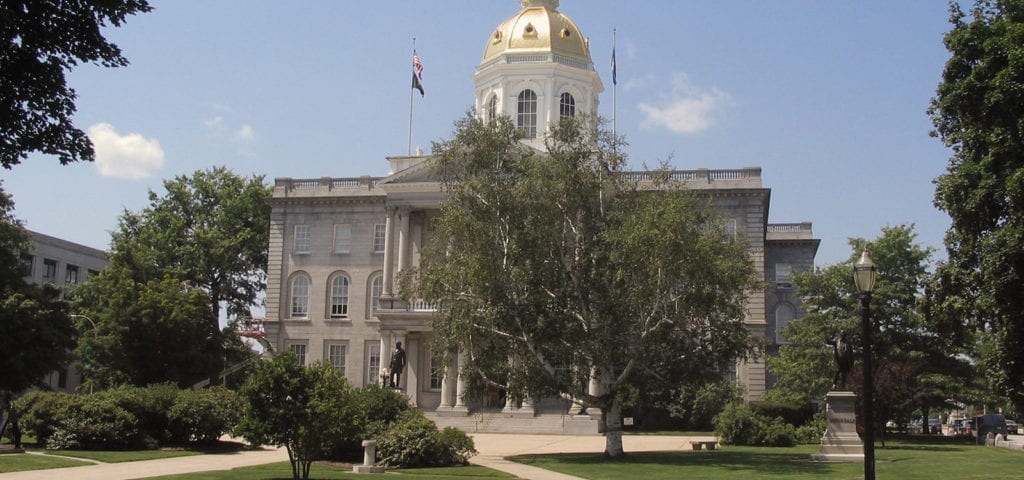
[
  {"xmin": 389, "ymin": 341, "xmax": 406, "ymax": 388},
  {"xmin": 828, "ymin": 333, "xmax": 854, "ymax": 390}
]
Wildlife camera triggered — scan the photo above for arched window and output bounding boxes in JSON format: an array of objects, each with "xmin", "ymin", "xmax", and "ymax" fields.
[
  {"xmin": 329, "ymin": 275, "xmax": 350, "ymax": 318},
  {"xmin": 290, "ymin": 274, "xmax": 310, "ymax": 318},
  {"xmin": 775, "ymin": 304, "xmax": 796, "ymax": 344},
  {"xmin": 486, "ymin": 94, "xmax": 498, "ymax": 122},
  {"xmin": 559, "ymin": 92, "xmax": 576, "ymax": 118},
  {"xmin": 369, "ymin": 273, "xmax": 383, "ymax": 316},
  {"xmin": 517, "ymin": 89, "xmax": 537, "ymax": 138}
]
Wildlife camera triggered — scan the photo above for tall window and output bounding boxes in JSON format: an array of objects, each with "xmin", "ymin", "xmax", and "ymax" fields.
[
  {"xmin": 366, "ymin": 343, "xmax": 381, "ymax": 385},
  {"xmin": 559, "ymin": 92, "xmax": 576, "ymax": 118},
  {"xmin": 776, "ymin": 304, "xmax": 796, "ymax": 344},
  {"xmin": 42, "ymin": 259, "xmax": 57, "ymax": 282},
  {"xmin": 294, "ymin": 225, "xmax": 311, "ymax": 254},
  {"xmin": 327, "ymin": 343, "xmax": 347, "ymax": 375},
  {"xmin": 369, "ymin": 274, "xmax": 383, "ymax": 315},
  {"xmin": 289, "ymin": 343, "xmax": 307, "ymax": 365},
  {"xmin": 723, "ymin": 219, "xmax": 738, "ymax": 240},
  {"xmin": 20, "ymin": 253, "xmax": 33, "ymax": 277},
  {"xmin": 65, "ymin": 265, "xmax": 79, "ymax": 284},
  {"xmin": 486, "ymin": 94, "xmax": 498, "ymax": 121},
  {"xmin": 372, "ymin": 224, "xmax": 386, "ymax": 253},
  {"xmin": 517, "ymin": 89, "xmax": 537, "ymax": 138},
  {"xmin": 330, "ymin": 275, "xmax": 349, "ymax": 318},
  {"xmin": 333, "ymin": 224, "xmax": 352, "ymax": 254},
  {"xmin": 429, "ymin": 354, "xmax": 444, "ymax": 390},
  {"xmin": 290, "ymin": 274, "xmax": 310, "ymax": 317},
  {"xmin": 775, "ymin": 263, "xmax": 792, "ymax": 285}
]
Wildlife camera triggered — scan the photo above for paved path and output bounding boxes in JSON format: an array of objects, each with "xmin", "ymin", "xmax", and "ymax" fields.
[{"xmin": 0, "ymin": 433, "xmax": 714, "ymax": 479}]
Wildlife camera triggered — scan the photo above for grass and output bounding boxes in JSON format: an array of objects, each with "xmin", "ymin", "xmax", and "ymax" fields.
[
  {"xmin": 510, "ymin": 438, "xmax": 1024, "ymax": 480},
  {"xmin": 148, "ymin": 461, "xmax": 514, "ymax": 479},
  {"xmin": 43, "ymin": 448, "xmax": 202, "ymax": 463},
  {"xmin": 0, "ymin": 452, "xmax": 92, "ymax": 473}
]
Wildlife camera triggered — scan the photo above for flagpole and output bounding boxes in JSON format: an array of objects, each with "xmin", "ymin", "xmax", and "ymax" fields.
[
  {"xmin": 408, "ymin": 37, "xmax": 416, "ymax": 156},
  {"xmin": 612, "ymin": 28, "xmax": 617, "ymax": 140}
]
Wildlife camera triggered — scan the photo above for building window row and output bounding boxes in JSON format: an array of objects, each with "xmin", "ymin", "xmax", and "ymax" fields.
[
  {"xmin": 289, "ymin": 271, "xmax": 383, "ymax": 319},
  {"xmin": 293, "ymin": 223, "xmax": 386, "ymax": 255}
]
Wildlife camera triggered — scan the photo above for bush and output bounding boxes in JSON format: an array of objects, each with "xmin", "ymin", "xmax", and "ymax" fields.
[
  {"xmin": 750, "ymin": 401, "xmax": 815, "ymax": 427},
  {"xmin": 47, "ymin": 397, "xmax": 140, "ymax": 450},
  {"xmin": 99, "ymin": 384, "xmax": 180, "ymax": 445},
  {"xmin": 377, "ymin": 410, "xmax": 476, "ymax": 467},
  {"xmin": 666, "ymin": 380, "xmax": 743, "ymax": 430},
  {"xmin": 168, "ymin": 387, "xmax": 243, "ymax": 444},
  {"xmin": 795, "ymin": 412, "xmax": 827, "ymax": 444},
  {"xmin": 713, "ymin": 402, "xmax": 797, "ymax": 447},
  {"xmin": 16, "ymin": 391, "xmax": 83, "ymax": 444},
  {"xmin": 324, "ymin": 385, "xmax": 413, "ymax": 461}
]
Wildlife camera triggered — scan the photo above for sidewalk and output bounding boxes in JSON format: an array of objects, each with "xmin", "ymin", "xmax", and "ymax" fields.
[{"xmin": 0, "ymin": 433, "xmax": 713, "ymax": 480}]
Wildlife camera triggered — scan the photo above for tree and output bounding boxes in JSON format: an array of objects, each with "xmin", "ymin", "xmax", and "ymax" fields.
[
  {"xmin": 766, "ymin": 225, "xmax": 969, "ymax": 431},
  {"xmin": 236, "ymin": 353, "xmax": 355, "ymax": 480},
  {"xmin": 930, "ymin": 0, "xmax": 1024, "ymax": 414},
  {"xmin": 413, "ymin": 115, "xmax": 759, "ymax": 456},
  {"xmin": 0, "ymin": 182, "xmax": 76, "ymax": 395},
  {"xmin": 70, "ymin": 167, "xmax": 271, "ymax": 387},
  {"xmin": 0, "ymin": 0, "xmax": 152, "ymax": 168}
]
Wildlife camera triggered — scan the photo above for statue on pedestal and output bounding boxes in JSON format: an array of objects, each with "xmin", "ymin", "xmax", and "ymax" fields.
[
  {"xmin": 828, "ymin": 333, "xmax": 854, "ymax": 391},
  {"xmin": 389, "ymin": 341, "xmax": 406, "ymax": 388}
]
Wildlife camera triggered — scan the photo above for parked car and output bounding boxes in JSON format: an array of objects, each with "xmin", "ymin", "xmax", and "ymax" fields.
[
  {"xmin": 1006, "ymin": 419, "xmax": 1018, "ymax": 434},
  {"xmin": 928, "ymin": 418, "xmax": 941, "ymax": 434}
]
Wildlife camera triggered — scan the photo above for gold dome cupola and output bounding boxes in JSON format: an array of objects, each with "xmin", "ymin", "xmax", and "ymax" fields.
[{"xmin": 474, "ymin": 1, "xmax": 604, "ymax": 150}]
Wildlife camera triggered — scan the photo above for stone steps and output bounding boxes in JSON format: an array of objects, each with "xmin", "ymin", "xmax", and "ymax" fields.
[{"xmin": 426, "ymin": 411, "xmax": 601, "ymax": 435}]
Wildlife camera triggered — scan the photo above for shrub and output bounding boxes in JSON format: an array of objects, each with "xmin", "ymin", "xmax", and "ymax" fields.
[
  {"xmin": 324, "ymin": 385, "xmax": 412, "ymax": 461},
  {"xmin": 795, "ymin": 412, "xmax": 827, "ymax": 444},
  {"xmin": 98, "ymin": 384, "xmax": 180, "ymax": 445},
  {"xmin": 168, "ymin": 387, "xmax": 243, "ymax": 444},
  {"xmin": 750, "ymin": 401, "xmax": 815, "ymax": 427},
  {"xmin": 713, "ymin": 402, "xmax": 797, "ymax": 447},
  {"xmin": 47, "ymin": 397, "xmax": 140, "ymax": 450},
  {"xmin": 16, "ymin": 391, "xmax": 83, "ymax": 444},
  {"xmin": 666, "ymin": 380, "xmax": 743, "ymax": 429},
  {"xmin": 377, "ymin": 410, "xmax": 475, "ymax": 467}
]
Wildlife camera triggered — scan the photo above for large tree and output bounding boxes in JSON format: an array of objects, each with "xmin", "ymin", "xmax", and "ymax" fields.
[
  {"xmin": 0, "ymin": 182, "xmax": 76, "ymax": 395},
  {"xmin": 414, "ymin": 115, "xmax": 759, "ymax": 456},
  {"xmin": 930, "ymin": 0, "xmax": 1024, "ymax": 413},
  {"xmin": 0, "ymin": 0, "xmax": 152, "ymax": 168},
  {"xmin": 71, "ymin": 167, "xmax": 271, "ymax": 387},
  {"xmin": 766, "ymin": 226, "xmax": 970, "ymax": 430}
]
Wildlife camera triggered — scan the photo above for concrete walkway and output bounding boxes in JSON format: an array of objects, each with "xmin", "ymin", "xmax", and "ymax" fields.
[{"xmin": 0, "ymin": 433, "xmax": 714, "ymax": 479}]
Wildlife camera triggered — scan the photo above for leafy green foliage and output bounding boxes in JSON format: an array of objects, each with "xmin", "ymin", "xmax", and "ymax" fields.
[
  {"xmin": 766, "ymin": 225, "xmax": 967, "ymax": 429},
  {"xmin": 236, "ymin": 353, "xmax": 356, "ymax": 480},
  {"xmin": 0, "ymin": 183, "xmax": 75, "ymax": 395},
  {"xmin": 70, "ymin": 167, "xmax": 270, "ymax": 389},
  {"xmin": 930, "ymin": 0, "xmax": 1024, "ymax": 414},
  {"xmin": 14, "ymin": 385, "xmax": 242, "ymax": 450},
  {"xmin": 167, "ymin": 387, "xmax": 243, "ymax": 444},
  {"xmin": 665, "ymin": 380, "xmax": 744, "ymax": 430},
  {"xmin": 416, "ymin": 114, "xmax": 759, "ymax": 456},
  {"xmin": 713, "ymin": 403, "xmax": 797, "ymax": 447},
  {"xmin": 0, "ymin": 1, "xmax": 152, "ymax": 167},
  {"xmin": 324, "ymin": 384, "xmax": 411, "ymax": 461},
  {"xmin": 377, "ymin": 410, "xmax": 477, "ymax": 467}
]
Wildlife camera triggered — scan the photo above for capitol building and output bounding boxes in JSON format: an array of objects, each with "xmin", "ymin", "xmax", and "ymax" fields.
[{"xmin": 262, "ymin": 0, "xmax": 818, "ymax": 434}]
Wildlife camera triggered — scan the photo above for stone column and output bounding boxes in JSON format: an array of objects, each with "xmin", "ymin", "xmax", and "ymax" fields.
[
  {"xmin": 519, "ymin": 395, "xmax": 535, "ymax": 417},
  {"xmin": 397, "ymin": 208, "xmax": 410, "ymax": 274},
  {"xmin": 406, "ymin": 335, "xmax": 418, "ymax": 405},
  {"xmin": 380, "ymin": 334, "xmax": 392, "ymax": 386},
  {"xmin": 502, "ymin": 356, "xmax": 517, "ymax": 414},
  {"xmin": 382, "ymin": 207, "xmax": 396, "ymax": 297},
  {"xmin": 438, "ymin": 354, "xmax": 453, "ymax": 410},
  {"xmin": 452, "ymin": 350, "xmax": 469, "ymax": 414}
]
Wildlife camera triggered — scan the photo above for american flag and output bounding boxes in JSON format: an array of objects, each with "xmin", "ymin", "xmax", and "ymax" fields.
[{"xmin": 413, "ymin": 51, "xmax": 423, "ymax": 79}]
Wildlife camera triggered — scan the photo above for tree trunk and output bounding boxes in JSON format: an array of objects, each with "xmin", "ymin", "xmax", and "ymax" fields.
[{"xmin": 604, "ymin": 400, "xmax": 624, "ymax": 457}]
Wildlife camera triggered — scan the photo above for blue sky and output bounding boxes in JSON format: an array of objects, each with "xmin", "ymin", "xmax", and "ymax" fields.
[{"xmin": 1, "ymin": 0, "xmax": 955, "ymax": 267}]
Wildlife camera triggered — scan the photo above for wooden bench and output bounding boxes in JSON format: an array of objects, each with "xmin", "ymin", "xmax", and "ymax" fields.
[{"xmin": 690, "ymin": 440, "xmax": 718, "ymax": 451}]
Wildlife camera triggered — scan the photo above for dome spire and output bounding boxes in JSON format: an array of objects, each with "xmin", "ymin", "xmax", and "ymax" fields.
[{"xmin": 521, "ymin": 0, "xmax": 559, "ymax": 10}]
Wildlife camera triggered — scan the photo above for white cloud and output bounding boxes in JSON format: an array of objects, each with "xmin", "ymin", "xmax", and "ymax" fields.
[
  {"xmin": 234, "ymin": 124, "xmax": 255, "ymax": 141},
  {"xmin": 637, "ymin": 73, "xmax": 732, "ymax": 135},
  {"xmin": 204, "ymin": 116, "xmax": 224, "ymax": 131},
  {"xmin": 87, "ymin": 123, "xmax": 165, "ymax": 180}
]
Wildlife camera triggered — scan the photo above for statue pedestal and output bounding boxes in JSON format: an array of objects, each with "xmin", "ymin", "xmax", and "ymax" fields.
[{"xmin": 811, "ymin": 391, "xmax": 864, "ymax": 462}]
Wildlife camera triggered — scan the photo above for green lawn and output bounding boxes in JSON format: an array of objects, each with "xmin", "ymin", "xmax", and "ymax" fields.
[
  {"xmin": 149, "ymin": 461, "xmax": 514, "ymax": 479},
  {"xmin": 0, "ymin": 452, "xmax": 91, "ymax": 473},
  {"xmin": 43, "ymin": 448, "xmax": 202, "ymax": 463},
  {"xmin": 511, "ymin": 439, "xmax": 1024, "ymax": 480}
]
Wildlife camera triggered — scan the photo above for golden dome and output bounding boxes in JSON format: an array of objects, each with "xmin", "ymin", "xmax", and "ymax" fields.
[{"xmin": 482, "ymin": 0, "xmax": 592, "ymax": 67}]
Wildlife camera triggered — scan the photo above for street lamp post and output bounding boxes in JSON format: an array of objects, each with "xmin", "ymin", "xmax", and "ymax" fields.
[{"xmin": 853, "ymin": 251, "xmax": 878, "ymax": 480}]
